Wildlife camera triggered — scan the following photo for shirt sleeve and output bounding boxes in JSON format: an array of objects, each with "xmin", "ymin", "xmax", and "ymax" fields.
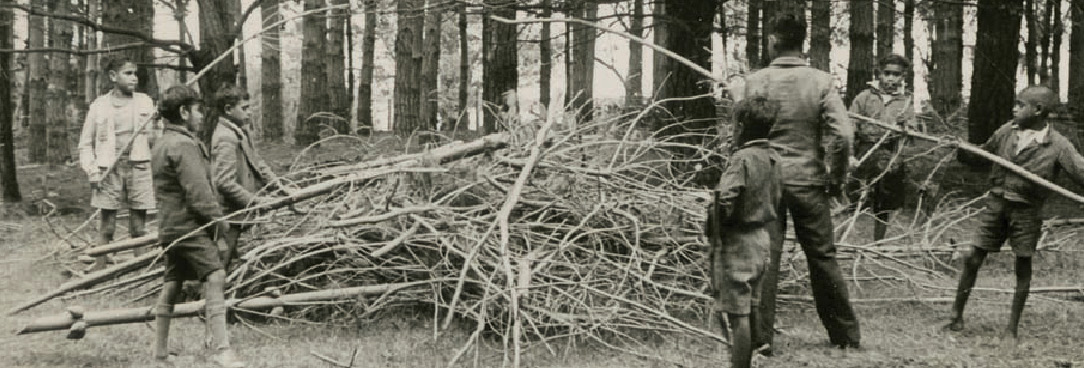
[
  {"xmin": 212, "ymin": 130, "xmax": 256, "ymax": 208},
  {"xmin": 822, "ymin": 83, "xmax": 854, "ymax": 187},
  {"xmin": 1057, "ymin": 142, "xmax": 1084, "ymax": 189},
  {"xmin": 77, "ymin": 102, "xmax": 99, "ymax": 176},
  {"xmin": 714, "ymin": 153, "xmax": 747, "ymax": 224},
  {"xmin": 172, "ymin": 142, "xmax": 224, "ymax": 224}
]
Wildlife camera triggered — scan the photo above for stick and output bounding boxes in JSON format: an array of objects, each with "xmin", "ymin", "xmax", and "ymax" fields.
[
  {"xmin": 8, "ymin": 251, "xmax": 159, "ymax": 316},
  {"xmin": 849, "ymin": 113, "xmax": 1084, "ymax": 206},
  {"xmin": 84, "ymin": 235, "xmax": 157, "ymax": 257},
  {"xmin": 18, "ymin": 280, "xmax": 436, "ymax": 335}
]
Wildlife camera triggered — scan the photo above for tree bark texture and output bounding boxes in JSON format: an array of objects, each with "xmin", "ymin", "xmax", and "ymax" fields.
[
  {"xmin": 904, "ymin": 0, "xmax": 914, "ymax": 89},
  {"xmin": 102, "ymin": 0, "xmax": 156, "ymax": 96},
  {"xmin": 229, "ymin": 0, "xmax": 245, "ymax": 89},
  {"xmin": 455, "ymin": 2, "xmax": 468, "ymax": 130},
  {"xmin": 570, "ymin": 1, "xmax": 596, "ymax": 124},
  {"xmin": 296, "ymin": 0, "xmax": 328, "ymax": 145},
  {"xmin": 539, "ymin": 0, "xmax": 552, "ymax": 110},
  {"xmin": 846, "ymin": 0, "xmax": 874, "ymax": 105},
  {"xmin": 358, "ymin": 0, "xmax": 377, "ymax": 132},
  {"xmin": 626, "ymin": 0, "xmax": 643, "ymax": 106},
  {"xmin": 967, "ymin": 0, "xmax": 1024, "ymax": 147},
  {"xmin": 393, "ymin": 0, "xmax": 423, "ymax": 136},
  {"xmin": 261, "ymin": 0, "xmax": 283, "ymax": 140},
  {"xmin": 654, "ymin": 0, "xmax": 670, "ymax": 95},
  {"xmin": 1039, "ymin": 0, "xmax": 1054, "ymax": 85},
  {"xmin": 327, "ymin": 0, "xmax": 349, "ymax": 134},
  {"xmin": 27, "ymin": 7, "xmax": 46, "ymax": 163},
  {"xmin": 197, "ymin": 0, "xmax": 238, "ymax": 111},
  {"xmin": 1025, "ymin": 0, "xmax": 1038, "ymax": 85},
  {"xmin": 810, "ymin": 0, "xmax": 831, "ymax": 71},
  {"xmin": 421, "ymin": 1, "xmax": 442, "ymax": 131},
  {"xmin": 48, "ymin": 0, "xmax": 72, "ymax": 164},
  {"xmin": 0, "ymin": 0, "xmax": 20, "ymax": 202},
  {"xmin": 657, "ymin": 0, "xmax": 715, "ymax": 137},
  {"xmin": 1049, "ymin": 0, "xmax": 1062, "ymax": 94},
  {"xmin": 877, "ymin": 0, "xmax": 895, "ymax": 60},
  {"xmin": 758, "ymin": 0, "xmax": 776, "ymax": 68},
  {"xmin": 1069, "ymin": 0, "xmax": 1083, "ymax": 142},
  {"xmin": 482, "ymin": 0, "xmax": 516, "ymax": 133},
  {"xmin": 929, "ymin": 0, "xmax": 963, "ymax": 119},
  {"xmin": 83, "ymin": 0, "xmax": 98, "ymax": 107}
]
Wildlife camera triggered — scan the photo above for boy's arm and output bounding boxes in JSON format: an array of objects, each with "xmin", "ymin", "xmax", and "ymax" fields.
[
  {"xmin": 1057, "ymin": 144, "xmax": 1084, "ymax": 189},
  {"xmin": 173, "ymin": 142, "xmax": 225, "ymax": 225},
  {"xmin": 822, "ymin": 85, "xmax": 854, "ymax": 193},
  {"xmin": 212, "ymin": 131, "xmax": 257, "ymax": 208},
  {"xmin": 77, "ymin": 103, "xmax": 99, "ymax": 178},
  {"xmin": 714, "ymin": 155, "xmax": 747, "ymax": 224}
]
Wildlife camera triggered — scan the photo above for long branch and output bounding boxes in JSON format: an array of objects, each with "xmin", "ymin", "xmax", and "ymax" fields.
[{"xmin": 0, "ymin": 3, "xmax": 191, "ymax": 51}]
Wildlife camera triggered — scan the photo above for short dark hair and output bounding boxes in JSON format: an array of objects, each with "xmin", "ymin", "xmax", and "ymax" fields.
[
  {"xmin": 1018, "ymin": 85, "xmax": 1059, "ymax": 117},
  {"xmin": 159, "ymin": 85, "xmax": 201, "ymax": 124},
  {"xmin": 878, "ymin": 54, "xmax": 910, "ymax": 72},
  {"xmin": 103, "ymin": 55, "xmax": 136, "ymax": 73},
  {"xmin": 734, "ymin": 96, "xmax": 779, "ymax": 144},
  {"xmin": 769, "ymin": 14, "xmax": 806, "ymax": 52},
  {"xmin": 214, "ymin": 83, "xmax": 250, "ymax": 112}
]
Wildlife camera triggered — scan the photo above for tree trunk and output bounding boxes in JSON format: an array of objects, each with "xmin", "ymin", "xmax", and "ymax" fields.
[
  {"xmin": 261, "ymin": 0, "xmax": 283, "ymax": 140},
  {"xmin": 175, "ymin": 0, "xmax": 187, "ymax": 83},
  {"xmin": 778, "ymin": 0, "xmax": 807, "ymax": 23},
  {"xmin": 456, "ymin": 2, "xmax": 469, "ymax": 131},
  {"xmin": 759, "ymin": 0, "xmax": 776, "ymax": 68},
  {"xmin": 420, "ymin": 1, "xmax": 442, "ymax": 131},
  {"xmin": 481, "ymin": 0, "xmax": 516, "ymax": 133},
  {"xmin": 296, "ymin": 0, "xmax": 328, "ymax": 145},
  {"xmin": 657, "ymin": 0, "xmax": 715, "ymax": 137},
  {"xmin": 539, "ymin": 0, "xmax": 552, "ymax": 111},
  {"xmin": 48, "ymin": 0, "xmax": 72, "ymax": 164},
  {"xmin": 570, "ymin": 2, "xmax": 596, "ymax": 124},
  {"xmin": 393, "ymin": 0, "xmax": 423, "ymax": 136},
  {"xmin": 904, "ymin": 0, "xmax": 914, "ymax": 90},
  {"xmin": 1050, "ymin": 0, "xmax": 1062, "ymax": 94},
  {"xmin": 84, "ymin": 0, "xmax": 98, "ymax": 107},
  {"xmin": 810, "ymin": 0, "xmax": 831, "ymax": 71},
  {"xmin": 27, "ymin": 6, "xmax": 46, "ymax": 163},
  {"xmin": 967, "ymin": 0, "xmax": 1025, "ymax": 147},
  {"xmin": 229, "ymin": 0, "xmax": 244, "ymax": 88},
  {"xmin": 1025, "ymin": 0, "xmax": 1038, "ymax": 85},
  {"xmin": 102, "ymin": 0, "xmax": 156, "ymax": 96},
  {"xmin": 1039, "ymin": 0, "xmax": 1055, "ymax": 86},
  {"xmin": 327, "ymin": 0, "xmax": 349, "ymax": 134},
  {"xmin": 846, "ymin": 0, "xmax": 874, "ymax": 105},
  {"xmin": 0, "ymin": 0, "xmax": 20, "ymax": 202},
  {"xmin": 358, "ymin": 0, "xmax": 377, "ymax": 133},
  {"xmin": 877, "ymin": 0, "xmax": 895, "ymax": 59},
  {"xmin": 626, "ymin": 0, "xmax": 643, "ymax": 106},
  {"xmin": 654, "ymin": 0, "xmax": 670, "ymax": 95},
  {"xmin": 1070, "ymin": 0, "xmax": 1083, "ymax": 142},
  {"xmin": 929, "ymin": 0, "xmax": 963, "ymax": 118}
]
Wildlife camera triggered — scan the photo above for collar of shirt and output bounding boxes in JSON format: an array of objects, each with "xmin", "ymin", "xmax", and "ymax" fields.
[
  {"xmin": 164, "ymin": 124, "xmax": 196, "ymax": 139},
  {"xmin": 1013, "ymin": 123, "xmax": 1049, "ymax": 154},
  {"xmin": 218, "ymin": 116, "xmax": 247, "ymax": 139},
  {"xmin": 769, "ymin": 56, "xmax": 808, "ymax": 67}
]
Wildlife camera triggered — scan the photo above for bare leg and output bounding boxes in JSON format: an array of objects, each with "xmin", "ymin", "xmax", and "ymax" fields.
[
  {"xmin": 728, "ymin": 313, "xmax": 752, "ymax": 368},
  {"xmin": 91, "ymin": 209, "xmax": 118, "ymax": 271},
  {"xmin": 1005, "ymin": 256, "xmax": 1032, "ymax": 339},
  {"xmin": 129, "ymin": 209, "xmax": 147, "ymax": 256},
  {"xmin": 154, "ymin": 280, "xmax": 182, "ymax": 360},
  {"xmin": 946, "ymin": 247, "xmax": 988, "ymax": 330}
]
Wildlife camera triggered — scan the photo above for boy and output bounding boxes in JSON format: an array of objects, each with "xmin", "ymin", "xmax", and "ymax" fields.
[
  {"xmin": 77, "ymin": 56, "xmax": 158, "ymax": 270},
  {"xmin": 945, "ymin": 85, "xmax": 1084, "ymax": 341},
  {"xmin": 209, "ymin": 84, "xmax": 278, "ymax": 268},
  {"xmin": 706, "ymin": 96, "xmax": 782, "ymax": 368},
  {"xmin": 849, "ymin": 54, "xmax": 917, "ymax": 241},
  {"xmin": 151, "ymin": 85, "xmax": 245, "ymax": 368}
]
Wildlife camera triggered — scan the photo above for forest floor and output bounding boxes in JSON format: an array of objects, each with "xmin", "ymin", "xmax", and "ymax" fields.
[{"xmin": 1, "ymin": 133, "xmax": 1082, "ymax": 368}]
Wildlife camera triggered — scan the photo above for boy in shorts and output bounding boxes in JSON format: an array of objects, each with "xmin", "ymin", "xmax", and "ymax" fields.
[
  {"xmin": 944, "ymin": 85, "xmax": 1084, "ymax": 341},
  {"xmin": 77, "ymin": 56, "xmax": 158, "ymax": 270},
  {"xmin": 150, "ymin": 85, "xmax": 245, "ymax": 367},
  {"xmin": 706, "ymin": 96, "xmax": 782, "ymax": 368}
]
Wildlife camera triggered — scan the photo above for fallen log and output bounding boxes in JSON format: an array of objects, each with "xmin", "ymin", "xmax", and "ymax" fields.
[
  {"xmin": 8, "ymin": 251, "xmax": 159, "ymax": 315},
  {"xmin": 85, "ymin": 235, "xmax": 157, "ymax": 257},
  {"xmin": 17, "ymin": 280, "xmax": 435, "ymax": 335}
]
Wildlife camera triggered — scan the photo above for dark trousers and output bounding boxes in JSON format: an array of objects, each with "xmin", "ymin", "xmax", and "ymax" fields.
[{"xmin": 757, "ymin": 185, "xmax": 861, "ymax": 349}]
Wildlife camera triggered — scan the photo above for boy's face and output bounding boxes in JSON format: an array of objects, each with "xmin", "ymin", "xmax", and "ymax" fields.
[
  {"xmin": 1012, "ymin": 98, "xmax": 1041, "ymax": 128},
  {"xmin": 225, "ymin": 100, "xmax": 250, "ymax": 124},
  {"xmin": 878, "ymin": 64, "xmax": 904, "ymax": 91},
  {"xmin": 182, "ymin": 103, "xmax": 205, "ymax": 134},
  {"xmin": 109, "ymin": 63, "xmax": 139, "ymax": 95}
]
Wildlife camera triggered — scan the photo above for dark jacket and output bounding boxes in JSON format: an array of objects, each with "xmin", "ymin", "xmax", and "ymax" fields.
[
  {"xmin": 743, "ymin": 56, "xmax": 853, "ymax": 187},
  {"xmin": 978, "ymin": 121, "xmax": 1084, "ymax": 206},
  {"xmin": 152, "ymin": 125, "xmax": 224, "ymax": 244},
  {"xmin": 211, "ymin": 117, "xmax": 276, "ymax": 213},
  {"xmin": 713, "ymin": 139, "xmax": 782, "ymax": 227}
]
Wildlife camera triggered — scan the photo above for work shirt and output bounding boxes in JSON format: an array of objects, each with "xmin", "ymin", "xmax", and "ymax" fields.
[
  {"xmin": 978, "ymin": 121, "xmax": 1084, "ymax": 206},
  {"xmin": 849, "ymin": 82, "xmax": 916, "ymax": 151},
  {"xmin": 742, "ymin": 56, "xmax": 853, "ymax": 187},
  {"xmin": 152, "ymin": 125, "xmax": 224, "ymax": 244},
  {"xmin": 77, "ymin": 91, "xmax": 157, "ymax": 178},
  {"xmin": 714, "ymin": 140, "xmax": 782, "ymax": 227}
]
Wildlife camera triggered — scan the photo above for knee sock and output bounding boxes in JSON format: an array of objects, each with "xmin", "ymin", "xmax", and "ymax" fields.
[
  {"xmin": 154, "ymin": 304, "xmax": 174, "ymax": 359},
  {"xmin": 206, "ymin": 300, "xmax": 230, "ymax": 351}
]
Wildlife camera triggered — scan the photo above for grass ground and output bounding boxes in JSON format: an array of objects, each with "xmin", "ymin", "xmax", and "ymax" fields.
[{"xmin": 1, "ymin": 136, "xmax": 1082, "ymax": 368}]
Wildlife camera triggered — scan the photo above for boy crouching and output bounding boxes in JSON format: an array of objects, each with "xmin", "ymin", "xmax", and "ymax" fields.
[
  {"xmin": 151, "ymin": 85, "xmax": 245, "ymax": 367},
  {"xmin": 706, "ymin": 96, "xmax": 782, "ymax": 368}
]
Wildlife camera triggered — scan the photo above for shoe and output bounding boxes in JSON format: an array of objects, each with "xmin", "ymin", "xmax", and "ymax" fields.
[
  {"xmin": 211, "ymin": 349, "xmax": 246, "ymax": 368},
  {"xmin": 943, "ymin": 319, "xmax": 964, "ymax": 332},
  {"xmin": 153, "ymin": 354, "xmax": 176, "ymax": 367},
  {"xmin": 754, "ymin": 344, "xmax": 773, "ymax": 356}
]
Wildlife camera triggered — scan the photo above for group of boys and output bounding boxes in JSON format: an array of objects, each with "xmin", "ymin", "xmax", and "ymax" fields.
[
  {"xmin": 78, "ymin": 56, "xmax": 278, "ymax": 367},
  {"xmin": 707, "ymin": 15, "xmax": 1084, "ymax": 368}
]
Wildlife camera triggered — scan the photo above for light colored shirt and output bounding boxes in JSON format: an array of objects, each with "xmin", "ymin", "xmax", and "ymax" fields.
[
  {"xmin": 77, "ymin": 91, "xmax": 157, "ymax": 178},
  {"xmin": 1014, "ymin": 124, "xmax": 1049, "ymax": 155}
]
